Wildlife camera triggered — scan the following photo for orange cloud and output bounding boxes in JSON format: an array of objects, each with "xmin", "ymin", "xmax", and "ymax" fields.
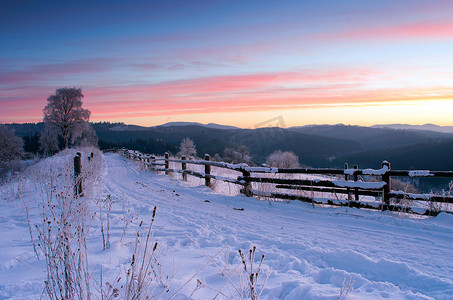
[
  {"xmin": 3, "ymin": 68, "xmax": 452, "ymax": 125},
  {"xmin": 85, "ymin": 76, "xmax": 453, "ymax": 121}
]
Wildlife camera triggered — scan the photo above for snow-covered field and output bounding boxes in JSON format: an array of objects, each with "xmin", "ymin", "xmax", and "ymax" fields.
[{"xmin": 1, "ymin": 151, "xmax": 453, "ymax": 299}]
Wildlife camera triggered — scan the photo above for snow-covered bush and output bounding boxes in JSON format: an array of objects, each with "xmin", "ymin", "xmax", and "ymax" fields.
[
  {"xmin": 266, "ymin": 150, "xmax": 300, "ymax": 168},
  {"xmin": 426, "ymin": 180, "xmax": 453, "ymax": 216},
  {"xmin": 390, "ymin": 178, "xmax": 418, "ymax": 194},
  {"xmin": 177, "ymin": 137, "xmax": 197, "ymax": 158}
]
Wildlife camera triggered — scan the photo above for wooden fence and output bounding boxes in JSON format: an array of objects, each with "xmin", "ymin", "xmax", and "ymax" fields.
[{"xmin": 122, "ymin": 149, "xmax": 453, "ymax": 216}]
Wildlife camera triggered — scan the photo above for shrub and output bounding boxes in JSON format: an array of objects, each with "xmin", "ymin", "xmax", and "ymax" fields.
[
  {"xmin": 222, "ymin": 145, "xmax": 252, "ymax": 164},
  {"xmin": 390, "ymin": 178, "xmax": 418, "ymax": 194},
  {"xmin": 177, "ymin": 137, "xmax": 197, "ymax": 158},
  {"xmin": 27, "ymin": 147, "xmax": 102, "ymax": 299},
  {"xmin": 266, "ymin": 150, "xmax": 300, "ymax": 168}
]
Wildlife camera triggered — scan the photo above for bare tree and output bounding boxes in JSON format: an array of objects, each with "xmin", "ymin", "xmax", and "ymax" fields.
[
  {"xmin": 177, "ymin": 137, "xmax": 197, "ymax": 158},
  {"xmin": 266, "ymin": 150, "xmax": 300, "ymax": 168},
  {"xmin": 0, "ymin": 125, "xmax": 24, "ymax": 163},
  {"xmin": 43, "ymin": 87, "xmax": 91, "ymax": 149}
]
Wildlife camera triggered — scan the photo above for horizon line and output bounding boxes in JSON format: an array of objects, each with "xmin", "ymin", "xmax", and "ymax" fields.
[{"xmin": 3, "ymin": 120, "xmax": 453, "ymax": 129}]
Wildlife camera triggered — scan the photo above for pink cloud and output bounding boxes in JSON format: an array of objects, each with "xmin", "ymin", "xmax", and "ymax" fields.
[
  {"xmin": 3, "ymin": 68, "xmax": 453, "ymax": 124},
  {"xmin": 86, "ymin": 68, "xmax": 378, "ymax": 101},
  {"xmin": 82, "ymin": 68, "xmax": 453, "ymax": 121},
  {"xmin": 87, "ymin": 88, "xmax": 453, "ymax": 121},
  {"xmin": 318, "ymin": 20, "xmax": 453, "ymax": 42}
]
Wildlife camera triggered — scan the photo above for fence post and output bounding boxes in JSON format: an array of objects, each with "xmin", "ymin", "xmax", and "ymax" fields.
[
  {"xmin": 165, "ymin": 152, "xmax": 169, "ymax": 175},
  {"xmin": 182, "ymin": 155, "xmax": 187, "ymax": 181},
  {"xmin": 345, "ymin": 163, "xmax": 352, "ymax": 201},
  {"xmin": 204, "ymin": 154, "xmax": 211, "ymax": 187},
  {"xmin": 150, "ymin": 156, "xmax": 155, "ymax": 171},
  {"xmin": 241, "ymin": 169, "xmax": 253, "ymax": 197},
  {"xmin": 74, "ymin": 152, "xmax": 83, "ymax": 197},
  {"xmin": 145, "ymin": 157, "xmax": 149, "ymax": 170},
  {"xmin": 382, "ymin": 161, "xmax": 391, "ymax": 207},
  {"xmin": 353, "ymin": 164, "xmax": 359, "ymax": 201}
]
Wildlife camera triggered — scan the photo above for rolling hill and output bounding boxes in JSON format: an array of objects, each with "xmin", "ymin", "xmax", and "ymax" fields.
[{"xmin": 5, "ymin": 122, "xmax": 453, "ymax": 171}]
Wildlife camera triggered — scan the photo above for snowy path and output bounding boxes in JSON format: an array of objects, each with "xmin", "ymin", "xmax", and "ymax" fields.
[
  {"xmin": 1, "ymin": 152, "xmax": 453, "ymax": 299},
  {"xmin": 100, "ymin": 154, "xmax": 453, "ymax": 299}
]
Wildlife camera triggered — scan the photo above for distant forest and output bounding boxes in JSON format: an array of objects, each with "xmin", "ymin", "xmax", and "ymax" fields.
[{"xmin": 6, "ymin": 122, "xmax": 453, "ymax": 172}]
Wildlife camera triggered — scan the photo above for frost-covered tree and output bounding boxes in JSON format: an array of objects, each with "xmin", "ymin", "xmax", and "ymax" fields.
[
  {"xmin": 177, "ymin": 137, "xmax": 197, "ymax": 158},
  {"xmin": 0, "ymin": 125, "xmax": 24, "ymax": 163},
  {"xmin": 43, "ymin": 87, "xmax": 91, "ymax": 149},
  {"xmin": 266, "ymin": 150, "xmax": 300, "ymax": 168},
  {"xmin": 71, "ymin": 121, "xmax": 98, "ymax": 147},
  {"xmin": 38, "ymin": 124, "xmax": 59, "ymax": 156}
]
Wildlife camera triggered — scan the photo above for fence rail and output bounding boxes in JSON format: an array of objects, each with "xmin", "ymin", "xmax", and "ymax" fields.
[{"xmin": 121, "ymin": 149, "xmax": 453, "ymax": 216}]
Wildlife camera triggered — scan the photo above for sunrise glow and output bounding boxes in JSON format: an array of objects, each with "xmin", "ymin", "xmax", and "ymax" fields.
[{"xmin": 1, "ymin": 1, "xmax": 453, "ymax": 127}]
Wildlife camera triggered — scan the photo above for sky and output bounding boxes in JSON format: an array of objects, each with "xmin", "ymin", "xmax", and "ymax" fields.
[{"xmin": 1, "ymin": 0, "xmax": 453, "ymax": 128}]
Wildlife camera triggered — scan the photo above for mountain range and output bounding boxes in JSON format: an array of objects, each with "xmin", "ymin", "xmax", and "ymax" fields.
[
  {"xmin": 89, "ymin": 122, "xmax": 453, "ymax": 170},
  {"xmin": 371, "ymin": 124, "xmax": 453, "ymax": 134},
  {"xmin": 5, "ymin": 122, "xmax": 453, "ymax": 171}
]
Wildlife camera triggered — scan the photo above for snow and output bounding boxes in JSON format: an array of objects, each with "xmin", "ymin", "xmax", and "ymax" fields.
[
  {"xmin": 344, "ymin": 165, "xmax": 389, "ymax": 176},
  {"xmin": 1, "ymin": 152, "xmax": 453, "ymax": 299},
  {"xmin": 390, "ymin": 190, "xmax": 433, "ymax": 200},
  {"xmin": 344, "ymin": 169, "xmax": 356, "ymax": 176},
  {"xmin": 362, "ymin": 165, "xmax": 389, "ymax": 176},
  {"xmin": 333, "ymin": 179, "xmax": 386, "ymax": 189},
  {"xmin": 409, "ymin": 170, "xmax": 434, "ymax": 177},
  {"xmin": 244, "ymin": 166, "xmax": 279, "ymax": 173}
]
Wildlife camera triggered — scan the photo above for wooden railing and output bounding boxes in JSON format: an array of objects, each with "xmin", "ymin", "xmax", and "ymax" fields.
[{"xmin": 122, "ymin": 149, "xmax": 453, "ymax": 216}]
